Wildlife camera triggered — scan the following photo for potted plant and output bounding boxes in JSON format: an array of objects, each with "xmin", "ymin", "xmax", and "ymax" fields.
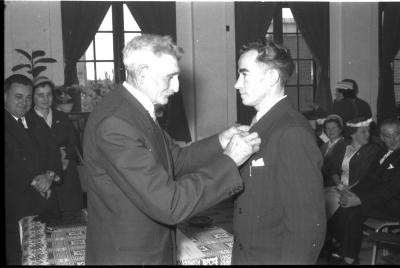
[{"xmin": 11, "ymin": 49, "xmax": 57, "ymax": 80}]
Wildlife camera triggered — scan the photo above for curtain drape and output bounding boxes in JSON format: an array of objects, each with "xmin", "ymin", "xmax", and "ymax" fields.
[
  {"xmin": 289, "ymin": 2, "xmax": 332, "ymax": 114},
  {"xmin": 235, "ymin": 2, "xmax": 280, "ymax": 124},
  {"xmin": 61, "ymin": 1, "xmax": 110, "ymax": 86},
  {"xmin": 377, "ymin": 3, "xmax": 400, "ymax": 122},
  {"xmin": 126, "ymin": 1, "xmax": 191, "ymax": 142}
]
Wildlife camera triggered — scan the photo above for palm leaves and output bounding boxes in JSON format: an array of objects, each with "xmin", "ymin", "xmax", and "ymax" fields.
[{"xmin": 11, "ymin": 49, "xmax": 57, "ymax": 79}]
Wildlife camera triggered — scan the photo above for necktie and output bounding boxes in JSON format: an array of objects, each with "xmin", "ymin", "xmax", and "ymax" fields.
[{"xmin": 18, "ymin": 118, "xmax": 26, "ymax": 129}]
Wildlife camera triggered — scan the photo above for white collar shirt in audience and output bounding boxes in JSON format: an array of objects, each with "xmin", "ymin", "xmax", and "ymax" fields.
[
  {"xmin": 34, "ymin": 107, "xmax": 53, "ymax": 128},
  {"xmin": 123, "ymin": 81, "xmax": 156, "ymax": 121},
  {"xmin": 11, "ymin": 114, "xmax": 28, "ymax": 128},
  {"xmin": 379, "ymin": 149, "xmax": 393, "ymax": 165}
]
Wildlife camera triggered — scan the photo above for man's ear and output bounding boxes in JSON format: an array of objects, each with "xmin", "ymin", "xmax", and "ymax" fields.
[
  {"xmin": 267, "ymin": 69, "xmax": 280, "ymax": 87},
  {"xmin": 136, "ymin": 64, "xmax": 149, "ymax": 84}
]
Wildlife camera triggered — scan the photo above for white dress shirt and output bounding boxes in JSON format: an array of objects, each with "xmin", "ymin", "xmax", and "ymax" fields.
[{"xmin": 11, "ymin": 114, "xmax": 28, "ymax": 128}]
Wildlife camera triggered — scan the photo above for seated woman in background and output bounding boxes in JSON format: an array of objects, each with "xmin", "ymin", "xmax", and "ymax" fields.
[
  {"xmin": 28, "ymin": 77, "xmax": 83, "ymax": 218},
  {"xmin": 320, "ymin": 114, "xmax": 344, "ymax": 186},
  {"xmin": 324, "ymin": 117, "xmax": 380, "ymax": 218}
]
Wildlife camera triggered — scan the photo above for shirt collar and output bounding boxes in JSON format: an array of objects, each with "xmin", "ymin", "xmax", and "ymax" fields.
[
  {"xmin": 123, "ymin": 81, "xmax": 156, "ymax": 120},
  {"xmin": 10, "ymin": 113, "xmax": 27, "ymax": 128},
  {"xmin": 255, "ymin": 95, "xmax": 287, "ymax": 122},
  {"xmin": 34, "ymin": 107, "xmax": 53, "ymax": 127}
]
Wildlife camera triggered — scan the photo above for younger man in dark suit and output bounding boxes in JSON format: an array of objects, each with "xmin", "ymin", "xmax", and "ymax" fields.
[
  {"xmin": 231, "ymin": 41, "xmax": 326, "ymax": 264},
  {"xmin": 4, "ymin": 74, "xmax": 62, "ymax": 264},
  {"xmin": 328, "ymin": 117, "xmax": 400, "ymax": 264}
]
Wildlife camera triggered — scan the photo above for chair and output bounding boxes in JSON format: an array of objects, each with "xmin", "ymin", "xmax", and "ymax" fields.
[{"xmin": 363, "ymin": 217, "xmax": 400, "ymax": 265}]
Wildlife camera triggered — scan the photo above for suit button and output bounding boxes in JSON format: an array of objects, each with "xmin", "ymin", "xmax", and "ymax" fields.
[
  {"xmin": 316, "ymin": 223, "xmax": 320, "ymax": 227},
  {"xmin": 312, "ymin": 243, "xmax": 316, "ymax": 247}
]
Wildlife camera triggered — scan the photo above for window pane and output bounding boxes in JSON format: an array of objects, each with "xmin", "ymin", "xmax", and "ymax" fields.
[
  {"xmin": 80, "ymin": 41, "xmax": 94, "ymax": 61},
  {"xmin": 299, "ymin": 86, "xmax": 314, "ymax": 112},
  {"xmin": 123, "ymin": 4, "xmax": 141, "ymax": 31},
  {"xmin": 394, "ymin": 60, "xmax": 400, "ymax": 83},
  {"xmin": 287, "ymin": 61, "xmax": 298, "ymax": 85},
  {"xmin": 298, "ymin": 60, "xmax": 313, "ymax": 85},
  {"xmin": 95, "ymin": 62, "xmax": 114, "ymax": 81},
  {"xmin": 282, "ymin": 8, "xmax": 296, "ymax": 33},
  {"xmin": 267, "ymin": 19, "xmax": 273, "ymax": 33},
  {"xmin": 98, "ymin": 6, "xmax": 112, "ymax": 31},
  {"xmin": 283, "ymin": 34, "xmax": 297, "ymax": 59},
  {"xmin": 285, "ymin": 86, "xmax": 299, "ymax": 110},
  {"xmin": 77, "ymin": 62, "xmax": 95, "ymax": 85},
  {"xmin": 125, "ymin": 33, "xmax": 142, "ymax": 46},
  {"xmin": 299, "ymin": 36, "xmax": 312, "ymax": 59},
  {"xmin": 95, "ymin": 33, "xmax": 114, "ymax": 60}
]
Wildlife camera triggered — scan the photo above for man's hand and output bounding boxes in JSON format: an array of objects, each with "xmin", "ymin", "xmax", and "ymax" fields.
[
  {"xmin": 31, "ymin": 171, "xmax": 60, "ymax": 199},
  {"xmin": 223, "ymin": 132, "xmax": 261, "ymax": 166},
  {"xmin": 339, "ymin": 190, "xmax": 362, "ymax": 208},
  {"xmin": 219, "ymin": 125, "xmax": 251, "ymax": 150},
  {"xmin": 60, "ymin": 147, "xmax": 69, "ymax": 171}
]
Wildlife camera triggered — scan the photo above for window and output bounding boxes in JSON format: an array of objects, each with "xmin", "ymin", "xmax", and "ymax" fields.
[
  {"xmin": 76, "ymin": 3, "xmax": 142, "ymax": 85},
  {"xmin": 266, "ymin": 8, "xmax": 316, "ymax": 113},
  {"xmin": 393, "ymin": 49, "xmax": 400, "ymax": 106}
]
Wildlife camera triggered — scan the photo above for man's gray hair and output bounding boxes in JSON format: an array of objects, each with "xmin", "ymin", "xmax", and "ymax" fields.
[{"xmin": 123, "ymin": 34, "xmax": 184, "ymax": 70}]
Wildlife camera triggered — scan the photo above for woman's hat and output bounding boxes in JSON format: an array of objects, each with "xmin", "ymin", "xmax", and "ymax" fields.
[
  {"xmin": 346, "ymin": 117, "xmax": 373, "ymax": 128},
  {"xmin": 33, "ymin": 76, "xmax": 55, "ymax": 89}
]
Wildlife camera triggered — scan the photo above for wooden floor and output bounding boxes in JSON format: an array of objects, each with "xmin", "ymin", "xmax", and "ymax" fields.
[{"xmin": 196, "ymin": 197, "xmax": 400, "ymax": 265}]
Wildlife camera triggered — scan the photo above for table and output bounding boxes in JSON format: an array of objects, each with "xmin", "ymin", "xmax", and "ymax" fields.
[{"xmin": 19, "ymin": 213, "xmax": 233, "ymax": 265}]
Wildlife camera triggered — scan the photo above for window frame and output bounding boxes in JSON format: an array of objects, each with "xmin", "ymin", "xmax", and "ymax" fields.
[{"xmin": 267, "ymin": 5, "xmax": 317, "ymax": 113}]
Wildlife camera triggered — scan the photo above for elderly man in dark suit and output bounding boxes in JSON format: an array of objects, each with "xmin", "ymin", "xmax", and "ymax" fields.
[
  {"xmin": 328, "ymin": 117, "xmax": 400, "ymax": 265},
  {"xmin": 231, "ymin": 41, "xmax": 326, "ymax": 264},
  {"xmin": 4, "ymin": 74, "xmax": 62, "ymax": 264},
  {"xmin": 83, "ymin": 34, "xmax": 261, "ymax": 265}
]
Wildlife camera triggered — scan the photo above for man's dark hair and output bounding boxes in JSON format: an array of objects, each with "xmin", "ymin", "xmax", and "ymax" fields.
[
  {"xmin": 240, "ymin": 41, "xmax": 294, "ymax": 86},
  {"xmin": 4, "ymin": 74, "xmax": 33, "ymax": 92}
]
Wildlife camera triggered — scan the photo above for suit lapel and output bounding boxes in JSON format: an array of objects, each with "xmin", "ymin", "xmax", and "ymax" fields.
[{"xmin": 119, "ymin": 86, "xmax": 171, "ymax": 173}]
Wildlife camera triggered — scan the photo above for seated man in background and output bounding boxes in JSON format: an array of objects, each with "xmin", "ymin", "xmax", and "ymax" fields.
[
  {"xmin": 4, "ymin": 74, "xmax": 63, "ymax": 264},
  {"xmin": 327, "ymin": 117, "xmax": 400, "ymax": 265}
]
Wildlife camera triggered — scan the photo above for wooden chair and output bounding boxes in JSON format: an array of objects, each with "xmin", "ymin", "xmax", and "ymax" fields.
[{"xmin": 363, "ymin": 217, "xmax": 400, "ymax": 265}]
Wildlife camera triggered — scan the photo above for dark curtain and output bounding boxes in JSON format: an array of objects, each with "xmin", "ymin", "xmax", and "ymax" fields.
[
  {"xmin": 61, "ymin": 1, "xmax": 110, "ymax": 86},
  {"xmin": 126, "ymin": 1, "xmax": 191, "ymax": 142},
  {"xmin": 289, "ymin": 2, "xmax": 332, "ymax": 114},
  {"xmin": 235, "ymin": 2, "xmax": 280, "ymax": 124},
  {"xmin": 377, "ymin": 3, "xmax": 400, "ymax": 123}
]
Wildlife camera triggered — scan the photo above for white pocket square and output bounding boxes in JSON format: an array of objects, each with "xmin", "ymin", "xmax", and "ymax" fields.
[
  {"xmin": 387, "ymin": 163, "xmax": 394, "ymax": 170},
  {"xmin": 251, "ymin": 158, "xmax": 265, "ymax": 167}
]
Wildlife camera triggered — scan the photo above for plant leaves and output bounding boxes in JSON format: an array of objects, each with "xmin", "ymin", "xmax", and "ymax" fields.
[
  {"xmin": 31, "ymin": 66, "xmax": 47, "ymax": 78},
  {"xmin": 11, "ymin": 64, "xmax": 31, "ymax": 72},
  {"xmin": 14, "ymin": 49, "xmax": 31, "ymax": 61},
  {"xmin": 34, "ymin": 58, "xmax": 57, "ymax": 65},
  {"xmin": 32, "ymin": 50, "xmax": 46, "ymax": 59}
]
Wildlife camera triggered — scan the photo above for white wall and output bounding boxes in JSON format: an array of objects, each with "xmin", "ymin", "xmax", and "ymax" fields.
[
  {"xmin": 4, "ymin": 0, "xmax": 64, "ymax": 85},
  {"xmin": 176, "ymin": 1, "xmax": 237, "ymax": 141},
  {"xmin": 330, "ymin": 2, "xmax": 379, "ymax": 120}
]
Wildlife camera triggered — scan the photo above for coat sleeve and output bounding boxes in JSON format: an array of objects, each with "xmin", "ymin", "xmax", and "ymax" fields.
[
  {"xmin": 277, "ymin": 127, "xmax": 326, "ymax": 263},
  {"xmin": 95, "ymin": 117, "xmax": 243, "ymax": 225},
  {"xmin": 163, "ymin": 130, "xmax": 224, "ymax": 177}
]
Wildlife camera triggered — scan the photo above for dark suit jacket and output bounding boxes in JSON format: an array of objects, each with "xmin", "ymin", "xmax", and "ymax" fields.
[
  {"xmin": 352, "ymin": 148, "xmax": 400, "ymax": 220},
  {"xmin": 231, "ymin": 98, "xmax": 326, "ymax": 264},
  {"xmin": 332, "ymin": 97, "xmax": 372, "ymax": 124},
  {"xmin": 5, "ymin": 110, "xmax": 61, "ymax": 228},
  {"xmin": 326, "ymin": 138, "xmax": 380, "ymax": 187},
  {"xmin": 83, "ymin": 84, "xmax": 243, "ymax": 265},
  {"xmin": 27, "ymin": 109, "xmax": 83, "ymax": 212}
]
